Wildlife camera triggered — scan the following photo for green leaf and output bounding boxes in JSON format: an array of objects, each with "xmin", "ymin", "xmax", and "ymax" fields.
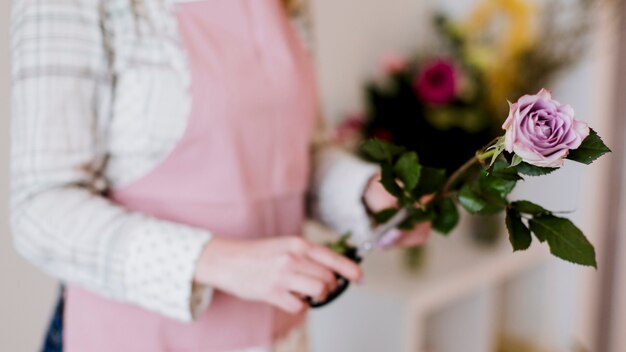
[
  {"xmin": 487, "ymin": 137, "xmax": 506, "ymax": 167},
  {"xmin": 489, "ymin": 160, "xmax": 524, "ymax": 181},
  {"xmin": 380, "ymin": 164, "xmax": 403, "ymax": 198},
  {"xmin": 490, "ymin": 168, "xmax": 524, "ymax": 181},
  {"xmin": 505, "ymin": 208, "xmax": 532, "ymax": 251},
  {"xmin": 479, "ymin": 174, "xmax": 516, "ymax": 199},
  {"xmin": 394, "ymin": 152, "xmax": 422, "ymax": 191},
  {"xmin": 398, "ymin": 207, "xmax": 432, "ymax": 230},
  {"xmin": 515, "ymin": 162, "xmax": 558, "ymax": 176},
  {"xmin": 510, "ymin": 154, "xmax": 523, "ymax": 167},
  {"xmin": 408, "ymin": 206, "xmax": 434, "ymax": 222},
  {"xmin": 432, "ymin": 197, "xmax": 459, "ymax": 234},
  {"xmin": 529, "ymin": 215, "xmax": 597, "ymax": 268},
  {"xmin": 567, "ymin": 129, "xmax": 611, "ymax": 165},
  {"xmin": 328, "ymin": 233, "xmax": 353, "ymax": 255},
  {"xmin": 413, "ymin": 167, "xmax": 446, "ymax": 197},
  {"xmin": 458, "ymin": 185, "xmax": 487, "ymax": 214},
  {"xmin": 511, "ymin": 200, "xmax": 550, "ymax": 216},
  {"xmin": 361, "ymin": 139, "xmax": 405, "ymax": 163},
  {"xmin": 373, "ymin": 208, "xmax": 398, "ymax": 224}
]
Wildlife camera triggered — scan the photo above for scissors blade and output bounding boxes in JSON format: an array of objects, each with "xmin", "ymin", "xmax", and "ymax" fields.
[{"xmin": 358, "ymin": 207, "xmax": 411, "ymax": 256}]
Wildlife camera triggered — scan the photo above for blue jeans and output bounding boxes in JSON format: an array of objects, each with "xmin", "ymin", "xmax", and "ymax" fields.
[{"xmin": 42, "ymin": 287, "xmax": 64, "ymax": 352}]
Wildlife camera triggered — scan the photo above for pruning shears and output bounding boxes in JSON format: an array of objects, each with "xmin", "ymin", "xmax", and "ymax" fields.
[{"xmin": 306, "ymin": 208, "xmax": 410, "ymax": 308}]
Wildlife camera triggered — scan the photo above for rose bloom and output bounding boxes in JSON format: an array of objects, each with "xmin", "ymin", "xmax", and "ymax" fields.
[
  {"xmin": 414, "ymin": 59, "xmax": 457, "ymax": 105},
  {"xmin": 502, "ymin": 89, "xmax": 590, "ymax": 168}
]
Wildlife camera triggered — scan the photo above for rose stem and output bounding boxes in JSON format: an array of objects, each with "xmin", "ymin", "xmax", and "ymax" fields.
[
  {"xmin": 441, "ymin": 149, "xmax": 495, "ymax": 194},
  {"xmin": 372, "ymin": 149, "xmax": 496, "ymax": 241}
]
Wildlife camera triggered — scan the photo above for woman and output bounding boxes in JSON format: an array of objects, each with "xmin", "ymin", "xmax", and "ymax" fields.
[{"xmin": 10, "ymin": 0, "xmax": 431, "ymax": 351}]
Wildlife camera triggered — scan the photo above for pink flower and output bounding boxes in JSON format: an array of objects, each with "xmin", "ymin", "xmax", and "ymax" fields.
[
  {"xmin": 335, "ymin": 114, "xmax": 364, "ymax": 144},
  {"xmin": 379, "ymin": 54, "xmax": 409, "ymax": 75},
  {"xmin": 503, "ymin": 89, "xmax": 590, "ymax": 168},
  {"xmin": 415, "ymin": 59, "xmax": 457, "ymax": 105}
]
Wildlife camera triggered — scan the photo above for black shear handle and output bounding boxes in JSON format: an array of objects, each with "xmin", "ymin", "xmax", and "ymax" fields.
[{"xmin": 306, "ymin": 252, "xmax": 362, "ymax": 308}]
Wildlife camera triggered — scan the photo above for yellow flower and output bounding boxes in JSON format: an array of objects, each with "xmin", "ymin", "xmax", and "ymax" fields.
[{"xmin": 463, "ymin": 0, "xmax": 538, "ymax": 118}]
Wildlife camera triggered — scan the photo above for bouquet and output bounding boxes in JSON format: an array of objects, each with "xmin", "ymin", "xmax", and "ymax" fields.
[{"xmin": 309, "ymin": 89, "xmax": 610, "ymax": 308}]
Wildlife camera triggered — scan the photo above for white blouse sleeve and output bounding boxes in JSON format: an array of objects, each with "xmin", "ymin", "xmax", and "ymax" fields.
[
  {"xmin": 10, "ymin": 0, "xmax": 211, "ymax": 322},
  {"xmin": 309, "ymin": 118, "xmax": 379, "ymax": 244}
]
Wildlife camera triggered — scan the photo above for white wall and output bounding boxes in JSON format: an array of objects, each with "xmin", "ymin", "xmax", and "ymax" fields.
[
  {"xmin": 311, "ymin": 0, "xmax": 432, "ymax": 122},
  {"xmin": 0, "ymin": 2, "xmax": 58, "ymax": 351}
]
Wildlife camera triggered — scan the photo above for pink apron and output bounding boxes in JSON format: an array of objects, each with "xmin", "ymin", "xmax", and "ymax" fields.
[{"xmin": 64, "ymin": 1, "xmax": 318, "ymax": 350}]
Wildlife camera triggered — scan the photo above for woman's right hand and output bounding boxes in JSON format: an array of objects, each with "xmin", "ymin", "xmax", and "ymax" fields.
[{"xmin": 193, "ymin": 236, "xmax": 362, "ymax": 314}]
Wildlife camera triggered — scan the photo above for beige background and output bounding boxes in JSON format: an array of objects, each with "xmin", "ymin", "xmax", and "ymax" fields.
[{"xmin": 0, "ymin": 1, "xmax": 59, "ymax": 351}]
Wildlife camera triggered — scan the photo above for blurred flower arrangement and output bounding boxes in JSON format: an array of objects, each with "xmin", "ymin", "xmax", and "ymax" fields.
[{"xmin": 337, "ymin": 0, "xmax": 597, "ymax": 173}]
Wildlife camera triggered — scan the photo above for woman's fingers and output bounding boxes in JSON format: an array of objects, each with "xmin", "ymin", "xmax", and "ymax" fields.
[
  {"xmin": 293, "ymin": 258, "xmax": 337, "ymax": 291},
  {"xmin": 396, "ymin": 222, "xmax": 432, "ymax": 248},
  {"xmin": 305, "ymin": 245, "xmax": 361, "ymax": 282},
  {"xmin": 269, "ymin": 292, "xmax": 305, "ymax": 314},
  {"xmin": 285, "ymin": 273, "xmax": 330, "ymax": 301},
  {"xmin": 363, "ymin": 175, "xmax": 397, "ymax": 212}
]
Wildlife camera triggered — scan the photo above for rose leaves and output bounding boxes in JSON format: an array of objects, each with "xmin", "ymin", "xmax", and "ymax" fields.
[
  {"xmin": 361, "ymin": 137, "xmax": 601, "ymax": 269},
  {"xmin": 506, "ymin": 201, "xmax": 597, "ymax": 268},
  {"xmin": 566, "ymin": 129, "xmax": 611, "ymax": 165},
  {"xmin": 361, "ymin": 139, "xmax": 458, "ymax": 235}
]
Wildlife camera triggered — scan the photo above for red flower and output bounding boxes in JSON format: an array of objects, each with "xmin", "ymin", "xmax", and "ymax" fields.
[{"xmin": 415, "ymin": 59, "xmax": 457, "ymax": 105}]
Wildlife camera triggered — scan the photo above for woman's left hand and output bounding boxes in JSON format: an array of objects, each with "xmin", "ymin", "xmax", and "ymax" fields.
[{"xmin": 363, "ymin": 174, "xmax": 432, "ymax": 249}]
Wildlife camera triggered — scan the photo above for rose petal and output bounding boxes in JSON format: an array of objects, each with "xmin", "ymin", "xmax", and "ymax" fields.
[{"xmin": 537, "ymin": 88, "xmax": 553, "ymax": 100}]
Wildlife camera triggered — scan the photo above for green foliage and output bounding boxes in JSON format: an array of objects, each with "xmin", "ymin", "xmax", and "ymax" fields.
[
  {"xmin": 511, "ymin": 200, "xmax": 550, "ymax": 216},
  {"xmin": 394, "ymin": 152, "xmax": 421, "ymax": 192},
  {"xmin": 380, "ymin": 164, "xmax": 404, "ymax": 199},
  {"xmin": 510, "ymin": 154, "xmax": 524, "ymax": 167},
  {"xmin": 458, "ymin": 164, "xmax": 517, "ymax": 215},
  {"xmin": 567, "ymin": 129, "xmax": 611, "ymax": 165},
  {"xmin": 505, "ymin": 208, "xmax": 532, "ymax": 251},
  {"xmin": 529, "ymin": 215, "xmax": 597, "ymax": 268},
  {"xmin": 373, "ymin": 208, "xmax": 398, "ymax": 224},
  {"xmin": 487, "ymin": 137, "xmax": 506, "ymax": 167},
  {"xmin": 458, "ymin": 184, "xmax": 488, "ymax": 213},
  {"xmin": 413, "ymin": 167, "xmax": 446, "ymax": 197},
  {"xmin": 479, "ymin": 173, "xmax": 516, "ymax": 199},
  {"xmin": 328, "ymin": 233, "xmax": 354, "ymax": 255},
  {"xmin": 353, "ymin": 136, "xmax": 603, "ymax": 269},
  {"xmin": 361, "ymin": 139, "xmax": 405, "ymax": 163},
  {"xmin": 515, "ymin": 162, "xmax": 558, "ymax": 176},
  {"xmin": 432, "ymin": 197, "xmax": 459, "ymax": 234},
  {"xmin": 490, "ymin": 168, "xmax": 524, "ymax": 181}
]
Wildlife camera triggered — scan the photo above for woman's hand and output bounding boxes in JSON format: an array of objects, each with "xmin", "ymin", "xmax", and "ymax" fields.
[
  {"xmin": 363, "ymin": 175, "xmax": 432, "ymax": 248},
  {"xmin": 193, "ymin": 236, "xmax": 362, "ymax": 314}
]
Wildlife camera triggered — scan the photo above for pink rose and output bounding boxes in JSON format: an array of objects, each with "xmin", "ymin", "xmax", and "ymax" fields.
[
  {"xmin": 502, "ymin": 89, "xmax": 590, "ymax": 168},
  {"xmin": 414, "ymin": 59, "xmax": 457, "ymax": 105}
]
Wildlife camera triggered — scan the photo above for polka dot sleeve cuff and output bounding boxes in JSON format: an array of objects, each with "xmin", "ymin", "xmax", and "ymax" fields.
[{"xmin": 119, "ymin": 216, "xmax": 213, "ymax": 322}]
